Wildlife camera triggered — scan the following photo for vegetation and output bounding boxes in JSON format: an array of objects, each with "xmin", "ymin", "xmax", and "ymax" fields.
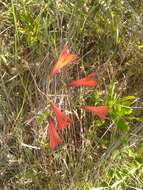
[{"xmin": 0, "ymin": 0, "xmax": 143, "ymax": 189}]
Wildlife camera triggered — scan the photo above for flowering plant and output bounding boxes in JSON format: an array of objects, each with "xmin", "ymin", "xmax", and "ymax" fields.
[{"xmin": 47, "ymin": 45, "xmax": 109, "ymax": 150}]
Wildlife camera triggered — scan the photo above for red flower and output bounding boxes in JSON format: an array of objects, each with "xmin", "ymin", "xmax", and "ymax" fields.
[
  {"xmin": 51, "ymin": 46, "xmax": 77, "ymax": 77},
  {"xmin": 81, "ymin": 105, "xmax": 109, "ymax": 119},
  {"xmin": 50, "ymin": 101, "xmax": 72, "ymax": 129},
  {"xmin": 68, "ymin": 72, "xmax": 97, "ymax": 87},
  {"xmin": 48, "ymin": 117, "xmax": 62, "ymax": 150}
]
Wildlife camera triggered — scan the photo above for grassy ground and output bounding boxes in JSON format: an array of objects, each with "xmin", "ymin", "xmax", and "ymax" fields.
[{"xmin": 0, "ymin": 0, "xmax": 143, "ymax": 189}]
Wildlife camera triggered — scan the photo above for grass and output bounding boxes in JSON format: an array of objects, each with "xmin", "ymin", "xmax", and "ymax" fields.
[{"xmin": 0, "ymin": 0, "xmax": 143, "ymax": 189}]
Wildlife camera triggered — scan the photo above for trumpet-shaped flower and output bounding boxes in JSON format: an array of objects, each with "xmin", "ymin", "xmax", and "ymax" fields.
[
  {"xmin": 48, "ymin": 117, "xmax": 62, "ymax": 150},
  {"xmin": 51, "ymin": 46, "xmax": 77, "ymax": 77},
  {"xmin": 50, "ymin": 101, "xmax": 72, "ymax": 129},
  {"xmin": 81, "ymin": 105, "xmax": 109, "ymax": 119},
  {"xmin": 68, "ymin": 72, "xmax": 97, "ymax": 87}
]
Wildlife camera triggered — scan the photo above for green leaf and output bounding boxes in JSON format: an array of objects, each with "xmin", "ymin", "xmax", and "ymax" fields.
[
  {"xmin": 128, "ymin": 117, "xmax": 143, "ymax": 121},
  {"xmin": 116, "ymin": 119, "xmax": 129, "ymax": 131},
  {"xmin": 36, "ymin": 111, "xmax": 49, "ymax": 125},
  {"xmin": 120, "ymin": 96, "xmax": 136, "ymax": 102},
  {"xmin": 120, "ymin": 106, "xmax": 133, "ymax": 115}
]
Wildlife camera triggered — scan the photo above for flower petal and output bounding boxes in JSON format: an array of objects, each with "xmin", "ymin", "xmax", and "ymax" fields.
[
  {"xmin": 82, "ymin": 72, "xmax": 96, "ymax": 80},
  {"xmin": 50, "ymin": 101, "xmax": 72, "ymax": 129},
  {"xmin": 68, "ymin": 80, "xmax": 97, "ymax": 87},
  {"xmin": 51, "ymin": 46, "xmax": 77, "ymax": 77},
  {"xmin": 68, "ymin": 72, "xmax": 97, "ymax": 87},
  {"xmin": 81, "ymin": 106, "xmax": 109, "ymax": 119},
  {"xmin": 48, "ymin": 117, "xmax": 62, "ymax": 150}
]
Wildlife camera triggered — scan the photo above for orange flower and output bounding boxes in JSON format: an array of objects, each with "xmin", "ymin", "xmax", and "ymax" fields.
[
  {"xmin": 48, "ymin": 117, "xmax": 62, "ymax": 150},
  {"xmin": 50, "ymin": 101, "xmax": 72, "ymax": 129},
  {"xmin": 51, "ymin": 46, "xmax": 77, "ymax": 77},
  {"xmin": 68, "ymin": 72, "xmax": 97, "ymax": 87},
  {"xmin": 81, "ymin": 105, "xmax": 109, "ymax": 119}
]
